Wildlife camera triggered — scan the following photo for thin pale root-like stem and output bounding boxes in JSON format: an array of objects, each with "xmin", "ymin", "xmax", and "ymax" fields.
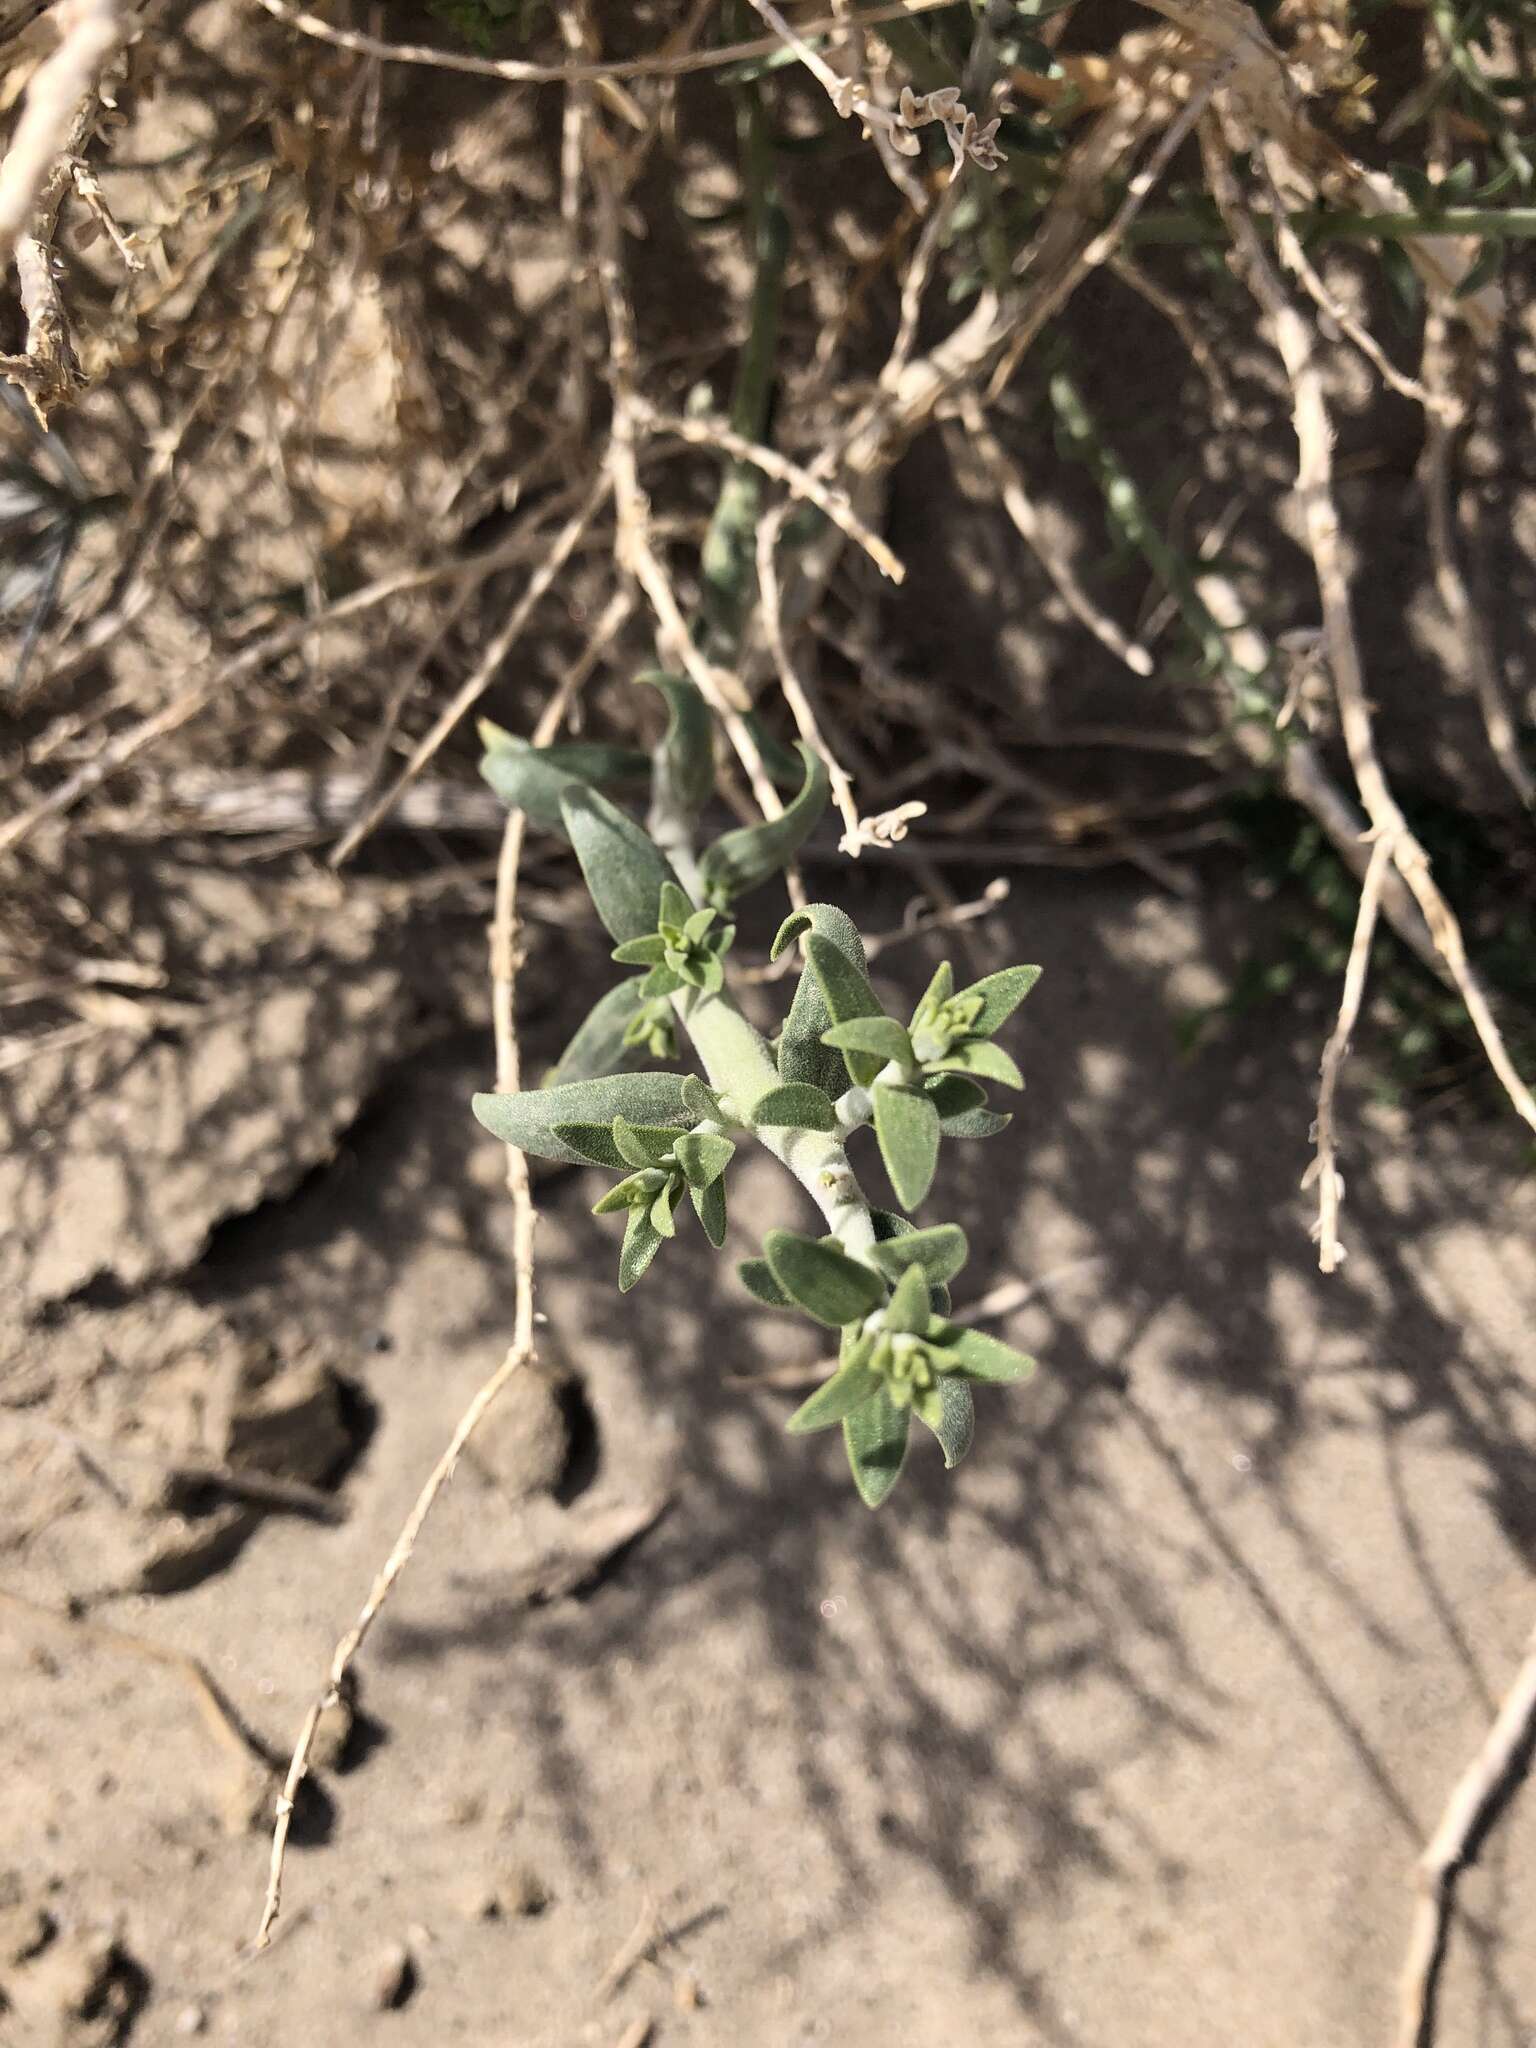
[
  {"xmin": 1395, "ymin": 1623, "xmax": 1536, "ymax": 2048},
  {"xmin": 1307, "ymin": 831, "xmax": 1392, "ymax": 1274},
  {"xmin": 254, "ymin": 792, "xmax": 545, "ymax": 1954}
]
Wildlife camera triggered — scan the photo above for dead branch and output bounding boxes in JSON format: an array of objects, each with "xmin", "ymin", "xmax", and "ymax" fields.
[
  {"xmin": 329, "ymin": 467, "xmax": 612, "ymax": 863},
  {"xmin": 1306, "ymin": 830, "xmax": 1391, "ymax": 1273},
  {"xmin": 250, "ymin": 0, "xmax": 959, "ymax": 87},
  {"xmin": 1204, "ymin": 120, "xmax": 1536, "ymax": 1141},
  {"xmin": 0, "ymin": 0, "xmax": 121, "ymax": 275},
  {"xmin": 0, "ymin": 1585, "xmax": 268, "ymax": 1790},
  {"xmin": 1395, "ymin": 1622, "xmax": 1536, "ymax": 2048},
  {"xmin": 253, "ymin": 751, "xmax": 552, "ymax": 1957}
]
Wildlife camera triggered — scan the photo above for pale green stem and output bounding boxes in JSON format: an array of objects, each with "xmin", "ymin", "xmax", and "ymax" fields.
[
  {"xmin": 651, "ymin": 730, "xmax": 877, "ymax": 1259},
  {"xmin": 677, "ymin": 979, "xmax": 876, "ymax": 1260}
]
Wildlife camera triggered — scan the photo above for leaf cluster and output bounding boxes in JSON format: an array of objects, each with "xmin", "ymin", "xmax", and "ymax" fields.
[{"xmin": 471, "ymin": 676, "xmax": 1042, "ymax": 1506}]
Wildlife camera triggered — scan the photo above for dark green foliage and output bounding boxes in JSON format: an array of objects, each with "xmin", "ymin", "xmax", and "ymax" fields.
[
  {"xmin": 478, "ymin": 722, "xmax": 646, "ymax": 831},
  {"xmin": 750, "ymin": 1083, "xmax": 837, "ymax": 1131},
  {"xmin": 697, "ymin": 742, "xmax": 829, "ymax": 907},
  {"xmin": 843, "ymin": 1388, "xmax": 910, "ymax": 1508},
  {"xmin": 805, "ymin": 933, "xmax": 885, "ymax": 1087},
  {"xmin": 644, "ymin": 672, "xmax": 715, "ymax": 820},
  {"xmin": 544, "ymin": 979, "xmax": 651, "ymax": 1087},
  {"xmin": 763, "ymin": 1228, "xmax": 886, "ymax": 1327},
  {"xmin": 774, "ymin": 903, "xmax": 871, "ymax": 1097},
  {"xmin": 868, "ymin": 1223, "xmax": 969, "ymax": 1286},
  {"xmin": 872, "ymin": 1082, "xmax": 941, "ymax": 1209},
  {"xmin": 561, "ymin": 786, "xmax": 682, "ymax": 944},
  {"xmin": 472, "ymin": 1072, "xmax": 695, "ymax": 1164}
]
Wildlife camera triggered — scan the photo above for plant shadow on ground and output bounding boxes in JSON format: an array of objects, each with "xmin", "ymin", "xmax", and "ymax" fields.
[{"xmin": 191, "ymin": 860, "xmax": 1536, "ymax": 2044}]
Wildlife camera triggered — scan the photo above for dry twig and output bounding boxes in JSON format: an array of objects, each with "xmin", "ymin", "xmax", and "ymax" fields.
[
  {"xmin": 954, "ymin": 395, "xmax": 1154, "ymax": 676},
  {"xmin": 0, "ymin": 0, "xmax": 120, "ymax": 273},
  {"xmin": 330, "ymin": 468, "xmax": 612, "ymax": 862},
  {"xmin": 1395, "ymin": 1622, "xmax": 1536, "ymax": 2048},
  {"xmin": 249, "ymin": 0, "xmax": 960, "ymax": 85},
  {"xmin": 1206, "ymin": 120, "xmax": 1536, "ymax": 1141},
  {"xmin": 639, "ymin": 400, "xmax": 904, "ymax": 584},
  {"xmin": 254, "ymin": 722, "xmax": 551, "ymax": 1951},
  {"xmin": 0, "ymin": 1586, "xmax": 265, "ymax": 1784},
  {"xmin": 1305, "ymin": 830, "xmax": 1392, "ymax": 1273}
]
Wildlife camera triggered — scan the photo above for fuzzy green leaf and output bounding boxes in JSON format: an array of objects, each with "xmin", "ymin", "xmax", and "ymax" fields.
[
  {"xmin": 763, "ymin": 1228, "xmax": 885, "ymax": 1328},
  {"xmin": 540, "ymin": 741, "xmax": 648, "ymax": 785},
  {"xmin": 844, "ymin": 1387, "xmax": 910, "ymax": 1507},
  {"xmin": 871, "ymin": 1207, "xmax": 914, "ymax": 1240},
  {"xmin": 560, "ymin": 786, "xmax": 681, "ymax": 944},
  {"xmin": 928, "ymin": 1040, "xmax": 1024, "ymax": 1090},
  {"xmin": 478, "ymin": 728, "xmax": 647, "ymax": 832},
  {"xmin": 650, "ymin": 1177, "xmax": 679, "ymax": 1238},
  {"xmin": 750, "ymin": 1082, "xmax": 837, "ymax": 1132},
  {"xmin": 955, "ymin": 964, "xmax": 1042, "ymax": 1036},
  {"xmin": 872, "ymin": 1083, "xmax": 940, "ymax": 1210},
  {"xmin": 922, "ymin": 1376, "xmax": 974, "ymax": 1468},
  {"xmin": 934, "ymin": 1325, "xmax": 1038, "ymax": 1384},
  {"xmin": 871, "ymin": 1209, "xmax": 951, "ymax": 1314},
  {"xmin": 774, "ymin": 904, "xmax": 870, "ymax": 1097},
  {"xmin": 643, "ymin": 671, "xmax": 714, "ymax": 820},
  {"xmin": 473, "ymin": 1072, "xmax": 694, "ymax": 1164},
  {"xmin": 786, "ymin": 1362, "xmax": 883, "ymax": 1434},
  {"xmin": 739, "ymin": 1257, "xmax": 792, "ymax": 1307},
  {"xmin": 681, "ymin": 1074, "xmax": 728, "ymax": 1123},
  {"xmin": 612, "ymin": 934, "xmax": 667, "ymax": 966},
  {"xmin": 870, "ymin": 1223, "xmax": 968, "ymax": 1287},
  {"xmin": 658, "ymin": 879, "xmax": 693, "ymax": 930},
  {"xmin": 884, "ymin": 1263, "xmax": 931, "ymax": 1335},
  {"xmin": 479, "ymin": 740, "xmax": 586, "ymax": 833},
  {"xmin": 640, "ymin": 964, "xmax": 685, "ymax": 1000},
  {"xmin": 544, "ymin": 979, "xmax": 650, "ymax": 1088},
  {"xmin": 611, "ymin": 1117, "xmax": 679, "ymax": 1170},
  {"xmin": 593, "ymin": 1168, "xmax": 664, "ymax": 1215},
  {"xmin": 805, "ymin": 933, "xmax": 879, "ymax": 1024},
  {"xmin": 618, "ymin": 1207, "xmax": 665, "ymax": 1291},
  {"xmin": 821, "ymin": 1015, "xmax": 912, "ymax": 1068},
  {"xmin": 937, "ymin": 1104, "xmax": 1012, "ymax": 1139},
  {"xmin": 673, "ymin": 1130, "xmax": 735, "ymax": 1189},
  {"xmin": 743, "ymin": 713, "xmax": 804, "ymax": 789},
  {"xmin": 923, "ymin": 1073, "xmax": 986, "ymax": 1118},
  {"xmin": 912, "ymin": 960, "xmax": 954, "ymax": 1016},
  {"xmin": 692, "ymin": 1175, "xmax": 728, "ymax": 1248},
  {"xmin": 697, "ymin": 742, "xmax": 829, "ymax": 908},
  {"xmin": 551, "ymin": 1123, "xmax": 628, "ymax": 1169},
  {"xmin": 806, "ymin": 933, "xmax": 883, "ymax": 1087}
]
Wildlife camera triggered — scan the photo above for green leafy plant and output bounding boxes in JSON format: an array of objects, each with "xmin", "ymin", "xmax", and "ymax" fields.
[{"xmin": 473, "ymin": 690, "xmax": 1040, "ymax": 1507}]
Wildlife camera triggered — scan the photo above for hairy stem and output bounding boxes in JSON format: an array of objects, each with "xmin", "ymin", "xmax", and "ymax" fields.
[{"xmin": 678, "ymin": 979, "xmax": 876, "ymax": 1259}]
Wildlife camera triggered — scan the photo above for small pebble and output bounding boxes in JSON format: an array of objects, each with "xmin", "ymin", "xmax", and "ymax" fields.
[
  {"xmin": 175, "ymin": 2005, "xmax": 208, "ymax": 2036},
  {"xmin": 367, "ymin": 1940, "xmax": 415, "ymax": 2011},
  {"xmin": 673, "ymin": 1970, "xmax": 703, "ymax": 2012},
  {"xmin": 496, "ymin": 1863, "xmax": 551, "ymax": 1918}
]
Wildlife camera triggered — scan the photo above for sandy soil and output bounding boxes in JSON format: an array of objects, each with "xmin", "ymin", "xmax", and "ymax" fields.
[{"xmin": 3, "ymin": 869, "xmax": 1534, "ymax": 2048}]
